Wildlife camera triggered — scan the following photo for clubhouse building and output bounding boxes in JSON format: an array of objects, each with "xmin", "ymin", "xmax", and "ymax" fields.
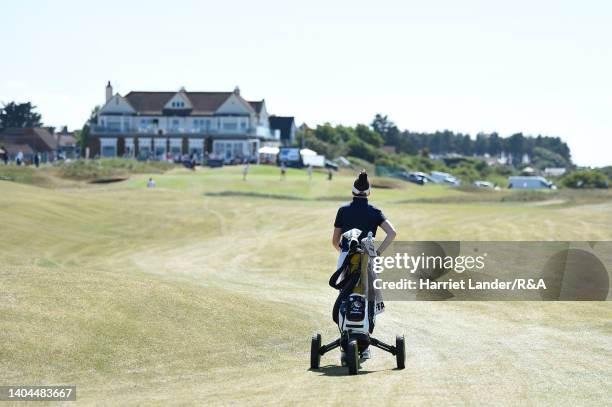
[{"xmin": 90, "ymin": 82, "xmax": 292, "ymax": 162}]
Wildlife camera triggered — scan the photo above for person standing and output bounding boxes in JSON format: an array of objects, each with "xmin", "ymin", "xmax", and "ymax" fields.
[
  {"xmin": 34, "ymin": 153, "xmax": 40, "ymax": 168},
  {"xmin": 331, "ymin": 171, "xmax": 396, "ymax": 361},
  {"xmin": 0, "ymin": 146, "xmax": 7, "ymax": 165},
  {"xmin": 243, "ymin": 161, "xmax": 250, "ymax": 181},
  {"xmin": 147, "ymin": 178, "xmax": 156, "ymax": 188},
  {"xmin": 307, "ymin": 164, "xmax": 313, "ymax": 181},
  {"xmin": 280, "ymin": 161, "xmax": 287, "ymax": 181}
]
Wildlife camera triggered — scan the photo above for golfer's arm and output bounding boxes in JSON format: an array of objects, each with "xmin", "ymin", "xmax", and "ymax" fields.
[
  {"xmin": 332, "ymin": 228, "xmax": 342, "ymax": 252},
  {"xmin": 377, "ymin": 220, "xmax": 397, "ymax": 255}
]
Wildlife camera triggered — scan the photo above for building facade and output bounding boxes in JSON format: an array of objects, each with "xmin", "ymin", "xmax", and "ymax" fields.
[
  {"xmin": 90, "ymin": 82, "xmax": 280, "ymax": 162},
  {"xmin": 0, "ymin": 127, "xmax": 58, "ymax": 163},
  {"xmin": 269, "ymin": 116, "xmax": 297, "ymax": 146}
]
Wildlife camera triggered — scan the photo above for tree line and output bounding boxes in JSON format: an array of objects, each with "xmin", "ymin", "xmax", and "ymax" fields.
[
  {"xmin": 372, "ymin": 114, "xmax": 571, "ymax": 166},
  {"xmin": 298, "ymin": 114, "xmax": 572, "ymax": 169}
]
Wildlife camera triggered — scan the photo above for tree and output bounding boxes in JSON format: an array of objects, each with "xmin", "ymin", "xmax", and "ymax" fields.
[
  {"xmin": 488, "ymin": 133, "xmax": 502, "ymax": 155},
  {"xmin": 507, "ymin": 133, "xmax": 525, "ymax": 164},
  {"xmin": 474, "ymin": 133, "xmax": 489, "ymax": 155},
  {"xmin": 355, "ymin": 124, "xmax": 383, "ymax": 147},
  {"xmin": 0, "ymin": 102, "xmax": 42, "ymax": 128},
  {"xmin": 397, "ymin": 134, "xmax": 417, "ymax": 155},
  {"xmin": 562, "ymin": 170, "xmax": 609, "ymax": 189},
  {"xmin": 313, "ymin": 123, "xmax": 341, "ymax": 144},
  {"xmin": 371, "ymin": 114, "xmax": 394, "ymax": 138},
  {"xmin": 301, "ymin": 129, "xmax": 346, "ymax": 159},
  {"xmin": 346, "ymin": 136, "xmax": 380, "ymax": 162},
  {"xmin": 77, "ymin": 106, "xmax": 100, "ymax": 155},
  {"xmin": 530, "ymin": 147, "xmax": 571, "ymax": 170}
]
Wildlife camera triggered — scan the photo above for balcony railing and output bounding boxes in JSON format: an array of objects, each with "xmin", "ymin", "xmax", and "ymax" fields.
[
  {"xmin": 91, "ymin": 125, "xmax": 137, "ymax": 133},
  {"xmin": 91, "ymin": 125, "xmax": 279, "ymax": 139}
]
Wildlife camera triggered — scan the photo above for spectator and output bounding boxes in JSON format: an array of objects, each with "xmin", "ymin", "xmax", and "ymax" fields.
[
  {"xmin": 0, "ymin": 146, "xmax": 7, "ymax": 165},
  {"xmin": 16, "ymin": 151, "xmax": 23, "ymax": 166},
  {"xmin": 243, "ymin": 161, "xmax": 250, "ymax": 181},
  {"xmin": 34, "ymin": 153, "xmax": 40, "ymax": 168},
  {"xmin": 307, "ymin": 164, "xmax": 313, "ymax": 181},
  {"xmin": 328, "ymin": 168, "xmax": 333, "ymax": 181},
  {"xmin": 280, "ymin": 161, "xmax": 287, "ymax": 181},
  {"xmin": 147, "ymin": 178, "xmax": 156, "ymax": 188}
]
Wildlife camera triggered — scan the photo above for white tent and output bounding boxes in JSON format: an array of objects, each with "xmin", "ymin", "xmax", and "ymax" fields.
[
  {"xmin": 258, "ymin": 146, "xmax": 279, "ymax": 155},
  {"xmin": 299, "ymin": 148, "xmax": 317, "ymax": 157}
]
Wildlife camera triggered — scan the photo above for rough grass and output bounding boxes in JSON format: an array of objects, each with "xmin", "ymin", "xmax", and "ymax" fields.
[
  {"xmin": 55, "ymin": 158, "xmax": 176, "ymax": 180},
  {"xmin": 0, "ymin": 158, "xmax": 177, "ymax": 186},
  {"xmin": 1, "ymin": 166, "xmax": 611, "ymax": 405}
]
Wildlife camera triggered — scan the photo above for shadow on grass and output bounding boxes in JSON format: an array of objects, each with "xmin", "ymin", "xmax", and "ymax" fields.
[{"xmin": 309, "ymin": 364, "xmax": 394, "ymax": 376}]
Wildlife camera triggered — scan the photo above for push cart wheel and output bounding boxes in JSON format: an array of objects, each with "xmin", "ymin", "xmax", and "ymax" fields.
[
  {"xmin": 396, "ymin": 335, "xmax": 406, "ymax": 369},
  {"xmin": 347, "ymin": 340, "xmax": 359, "ymax": 375},
  {"xmin": 310, "ymin": 333, "xmax": 322, "ymax": 369}
]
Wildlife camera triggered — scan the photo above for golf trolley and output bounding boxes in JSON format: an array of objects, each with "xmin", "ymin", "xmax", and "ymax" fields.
[{"xmin": 310, "ymin": 230, "xmax": 405, "ymax": 375}]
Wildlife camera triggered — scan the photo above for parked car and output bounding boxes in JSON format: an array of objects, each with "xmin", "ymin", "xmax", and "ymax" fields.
[
  {"xmin": 508, "ymin": 176, "xmax": 555, "ymax": 189},
  {"xmin": 430, "ymin": 171, "xmax": 461, "ymax": 186},
  {"xmin": 400, "ymin": 171, "xmax": 431, "ymax": 185},
  {"xmin": 473, "ymin": 180, "xmax": 494, "ymax": 189}
]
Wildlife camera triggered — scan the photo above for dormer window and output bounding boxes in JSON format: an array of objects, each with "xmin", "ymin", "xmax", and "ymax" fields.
[{"xmin": 171, "ymin": 101, "xmax": 185, "ymax": 108}]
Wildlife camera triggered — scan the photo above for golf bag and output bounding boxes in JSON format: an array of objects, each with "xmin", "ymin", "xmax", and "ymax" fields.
[
  {"xmin": 329, "ymin": 229, "xmax": 380, "ymax": 344},
  {"xmin": 311, "ymin": 229, "xmax": 405, "ymax": 374}
]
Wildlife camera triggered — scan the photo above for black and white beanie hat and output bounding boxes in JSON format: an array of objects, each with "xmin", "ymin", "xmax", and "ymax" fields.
[{"xmin": 352, "ymin": 171, "xmax": 370, "ymax": 195}]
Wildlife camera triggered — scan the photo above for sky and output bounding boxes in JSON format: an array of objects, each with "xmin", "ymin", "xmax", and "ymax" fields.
[{"xmin": 1, "ymin": 0, "xmax": 610, "ymax": 166}]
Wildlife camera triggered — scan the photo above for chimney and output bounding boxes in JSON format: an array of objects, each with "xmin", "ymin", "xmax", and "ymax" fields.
[
  {"xmin": 233, "ymin": 86, "xmax": 240, "ymax": 96},
  {"xmin": 106, "ymin": 81, "xmax": 113, "ymax": 102}
]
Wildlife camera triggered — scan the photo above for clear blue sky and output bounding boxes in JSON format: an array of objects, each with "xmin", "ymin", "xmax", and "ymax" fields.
[{"xmin": 1, "ymin": 0, "xmax": 610, "ymax": 166}]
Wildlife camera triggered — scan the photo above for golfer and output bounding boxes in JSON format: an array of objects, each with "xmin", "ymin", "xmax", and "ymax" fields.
[{"xmin": 331, "ymin": 171, "xmax": 396, "ymax": 360}]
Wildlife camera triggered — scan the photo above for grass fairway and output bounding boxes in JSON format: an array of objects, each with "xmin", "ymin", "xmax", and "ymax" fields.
[{"xmin": 1, "ymin": 164, "xmax": 611, "ymax": 405}]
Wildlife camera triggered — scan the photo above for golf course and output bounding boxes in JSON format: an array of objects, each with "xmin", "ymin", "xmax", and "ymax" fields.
[{"xmin": 1, "ymin": 163, "xmax": 611, "ymax": 406}]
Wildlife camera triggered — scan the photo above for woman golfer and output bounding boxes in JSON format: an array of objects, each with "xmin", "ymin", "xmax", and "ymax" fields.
[{"xmin": 332, "ymin": 171, "xmax": 396, "ymax": 360}]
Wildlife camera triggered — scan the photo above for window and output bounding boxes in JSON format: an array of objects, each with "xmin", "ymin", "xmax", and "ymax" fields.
[
  {"xmin": 169, "ymin": 138, "xmax": 182, "ymax": 157},
  {"xmin": 222, "ymin": 119, "xmax": 238, "ymax": 131},
  {"xmin": 124, "ymin": 138, "xmax": 134, "ymax": 157},
  {"xmin": 139, "ymin": 119, "xmax": 157, "ymax": 131},
  {"xmin": 154, "ymin": 138, "xmax": 167, "ymax": 161},
  {"xmin": 107, "ymin": 119, "xmax": 121, "ymax": 131},
  {"xmin": 193, "ymin": 119, "xmax": 211, "ymax": 132},
  {"xmin": 188, "ymin": 139, "xmax": 204, "ymax": 161},
  {"xmin": 138, "ymin": 138, "xmax": 151, "ymax": 160},
  {"xmin": 233, "ymin": 142, "xmax": 243, "ymax": 157},
  {"xmin": 100, "ymin": 138, "xmax": 117, "ymax": 157},
  {"xmin": 213, "ymin": 142, "xmax": 223, "ymax": 156}
]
